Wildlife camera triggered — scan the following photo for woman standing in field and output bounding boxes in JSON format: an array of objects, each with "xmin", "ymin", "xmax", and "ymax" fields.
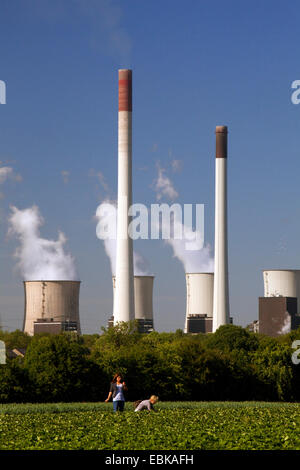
[{"xmin": 105, "ymin": 373, "xmax": 127, "ymax": 412}]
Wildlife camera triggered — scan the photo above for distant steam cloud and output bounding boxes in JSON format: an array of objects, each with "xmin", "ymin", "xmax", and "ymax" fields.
[
  {"xmin": 8, "ymin": 205, "xmax": 78, "ymax": 281},
  {"xmin": 152, "ymin": 164, "xmax": 214, "ymax": 273},
  {"xmin": 171, "ymin": 159, "xmax": 183, "ymax": 173},
  {"xmin": 95, "ymin": 200, "xmax": 151, "ymax": 276},
  {"xmin": 0, "ymin": 167, "xmax": 13, "ymax": 183},
  {"xmin": 61, "ymin": 170, "xmax": 70, "ymax": 184},
  {"xmin": 0, "ymin": 165, "xmax": 22, "ymax": 197},
  {"xmin": 153, "ymin": 163, "xmax": 179, "ymax": 201},
  {"xmin": 95, "ymin": 201, "xmax": 117, "ymax": 276},
  {"xmin": 89, "ymin": 169, "xmax": 110, "ymax": 193},
  {"xmin": 166, "ymin": 230, "xmax": 214, "ymax": 273},
  {"xmin": 133, "ymin": 251, "xmax": 151, "ymax": 277}
]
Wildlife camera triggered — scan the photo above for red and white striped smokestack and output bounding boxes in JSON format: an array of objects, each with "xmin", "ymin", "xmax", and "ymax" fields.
[
  {"xmin": 114, "ymin": 70, "xmax": 135, "ymax": 324},
  {"xmin": 212, "ymin": 125, "xmax": 230, "ymax": 332}
]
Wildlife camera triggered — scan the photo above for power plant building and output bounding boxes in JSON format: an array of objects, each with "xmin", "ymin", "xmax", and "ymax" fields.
[
  {"xmin": 110, "ymin": 275, "xmax": 154, "ymax": 333},
  {"xmin": 258, "ymin": 270, "xmax": 300, "ymax": 336},
  {"xmin": 259, "ymin": 296, "xmax": 300, "ymax": 337},
  {"xmin": 184, "ymin": 273, "xmax": 214, "ymax": 334},
  {"xmin": 263, "ymin": 269, "xmax": 300, "ymax": 304},
  {"xmin": 23, "ymin": 281, "xmax": 81, "ymax": 336}
]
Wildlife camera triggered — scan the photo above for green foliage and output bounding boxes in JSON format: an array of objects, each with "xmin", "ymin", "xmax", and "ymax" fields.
[
  {"xmin": 0, "ymin": 402, "xmax": 299, "ymax": 450},
  {"xmin": 0, "ymin": 329, "xmax": 32, "ymax": 350},
  {"xmin": 0, "ymin": 359, "xmax": 29, "ymax": 403},
  {"xmin": 205, "ymin": 324, "xmax": 259, "ymax": 353},
  {"xmin": 24, "ymin": 334, "xmax": 107, "ymax": 402},
  {"xmin": 0, "ymin": 323, "xmax": 299, "ymax": 403}
]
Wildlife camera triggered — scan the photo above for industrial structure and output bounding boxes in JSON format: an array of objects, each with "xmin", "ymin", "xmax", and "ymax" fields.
[
  {"xmin": 259, "ymin": 296, "xmax": 300, "ymax": 336},
  {"xmin": 114, "ymin": 69, "xmax": 135, "ymax": 325},
  {"xmin": 263, "ymin": 269, "xmax": 300, "ymax": 301},
  {"xmin": 184, "ymin": 273, "xmax": 214, "ymax": 334},
  {"xmin": 110, "ymin": 275, "xmax": 154, "ymax": 333},
  {"xmin": 257, "ymin": 269, "xmax": 300, "ymax": 336},
  {"xmin": 213, "ymin": 126, "xmax": 230, "ymax": 332},
  {"xmin": 23, "ymin": 281, "xmax": 81, "ymax": 336}
]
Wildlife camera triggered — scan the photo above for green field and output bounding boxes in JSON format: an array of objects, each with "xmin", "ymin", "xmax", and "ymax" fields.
[{"xmin": 0, "ymin": 402, "xmax": 299, "ymax": 450}]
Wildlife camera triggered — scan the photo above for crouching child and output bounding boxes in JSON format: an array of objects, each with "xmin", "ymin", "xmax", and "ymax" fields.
[{"xmin": 134, "ymin": 395, "xmax": 159, "ymax": 412}]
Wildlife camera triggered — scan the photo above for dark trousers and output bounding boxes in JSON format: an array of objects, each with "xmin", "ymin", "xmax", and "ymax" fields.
[{"xmin": 113, "ymin": 400, "xmax": 125, "ymax": 412}]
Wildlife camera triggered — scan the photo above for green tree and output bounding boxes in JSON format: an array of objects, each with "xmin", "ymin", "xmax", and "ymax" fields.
[
  {"xmin": 24, "ymin": 334, "xmax": 107, "ymax": 402},
  {"xmin": 0, "ymin": 359, "xmax": 29, "ymax": 403}
]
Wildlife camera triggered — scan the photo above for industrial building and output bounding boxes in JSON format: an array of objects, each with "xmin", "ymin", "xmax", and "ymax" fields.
[
  {"xmin": 109, "ymin": 275, "xmax": 154, "ymax": 333},
  {"xmin": 257, "ymin": 270, "xmax": 300, "ymax": 336},
  {"xmin": 23, "ymin": 281, "xmax": 81, "ymax": 336},
  {"xmin": 259, "ymin": 296, "xmax": 300, "ymax": 337},
  {"xmin": 184, "ymin": 273, "xmax": 214, "ymax": 334}
]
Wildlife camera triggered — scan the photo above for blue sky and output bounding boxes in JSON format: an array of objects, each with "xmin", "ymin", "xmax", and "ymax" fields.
[{"xmin": 0, "ymin": 0, "xmax": 300, "ymax": 333}]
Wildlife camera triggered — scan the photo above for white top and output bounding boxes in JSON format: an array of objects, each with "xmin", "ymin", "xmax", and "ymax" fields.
[{"xmin": 113, "ymin": 384, "xmax": 125, "ymax": 402}]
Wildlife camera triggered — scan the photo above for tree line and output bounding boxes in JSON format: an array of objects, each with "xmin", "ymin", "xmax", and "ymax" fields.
[{"xmin": 0, "ymin": 323, "xmax": 300, "ymax": 403}]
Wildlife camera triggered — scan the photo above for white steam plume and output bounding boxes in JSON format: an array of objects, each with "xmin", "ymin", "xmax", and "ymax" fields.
[
  {"xmin": 0, "ymin": 167, "xmax": 13, "ymax": 183},
  {"xmin": 153, "ymin": 164, "xmax": 214, "ymax": 273},
  {"xmin": 153, "ymin": 163, "xmax": 179, "ymax": 201},
  {"xmin": 278, "ymin": 312, "xmax": 291, "ymax": 335},
  {"xmin": 95, "ymin": 200, "xmax": 151, "ymax": 276},
  {"xmin": 8, "ymin": 205, "xmax": 79, "ymax": 281}
]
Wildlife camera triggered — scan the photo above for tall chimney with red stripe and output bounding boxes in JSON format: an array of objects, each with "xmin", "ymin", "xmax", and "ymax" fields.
[{"xmin": 114, "ymin": 70, "xmax": 135, "ymax": 324}]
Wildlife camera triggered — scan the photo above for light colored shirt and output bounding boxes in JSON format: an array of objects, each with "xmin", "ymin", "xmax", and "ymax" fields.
[
  {"xmin": 134, "ymin": 399, "xmax": 153, "ymax": 411},
  {"xmin": 113, "ymin": 384, "xmax": 125, "ymax": 402}
]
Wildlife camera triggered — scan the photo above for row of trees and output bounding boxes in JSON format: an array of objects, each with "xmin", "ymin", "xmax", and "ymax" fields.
[{"xmin": 0, "ymin": 323, "xmax": 300, "ymax": 403}]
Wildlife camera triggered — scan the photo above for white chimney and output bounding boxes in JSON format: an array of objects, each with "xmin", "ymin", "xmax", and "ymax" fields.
[{"xmin": 213, "ymin": 126, "xmax": 230, "ymax": 331}]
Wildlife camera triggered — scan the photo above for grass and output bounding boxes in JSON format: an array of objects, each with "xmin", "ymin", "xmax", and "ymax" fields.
[{"xmin": 0, "ymin": 402, "xmax": 299, "ymax": 450}]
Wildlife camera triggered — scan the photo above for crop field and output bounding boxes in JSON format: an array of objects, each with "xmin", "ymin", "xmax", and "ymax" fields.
[{"xmin": 0, "ymin": 402, "xmax": 299, "ymax": 450}]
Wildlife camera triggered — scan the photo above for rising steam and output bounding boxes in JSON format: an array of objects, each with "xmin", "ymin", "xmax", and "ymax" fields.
[
  {"xmin": 95, "ymin": 200, "xmax": 151, "ymax": 276},
  {"xmin": 153, "ymin": 163, "xmax": 214, "ymax": 273},
  {"xmin": 8, "ymin": 205, "xmax": 79, "ymax": 281}
]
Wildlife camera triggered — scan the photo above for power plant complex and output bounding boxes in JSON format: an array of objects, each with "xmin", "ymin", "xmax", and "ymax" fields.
[
  {"xmin": 110, "ymin": 275, "xmax": 154, "ymax": 333},
  {"xmin": 19, "ymin": 69, "xmax": 300, "ymax": 338},
  {"xmin": 23, "ymin": 281, "xmax": 81, "ymax": 336}
]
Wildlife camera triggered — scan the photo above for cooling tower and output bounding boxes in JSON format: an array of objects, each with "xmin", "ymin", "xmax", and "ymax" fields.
[
  {"xmin": 112, "ymin": 275, "xmax": 154, "ymax": 332},
  {"xmin": 134, "ymin": 276, "xmax": 154, "ymax": 323},
  {"xmin": 114, "ymin": 68, "xmax": 135, "ymax": 325},
  {"xmin": 23, "ymin": 281, "xmax": 81, "ymax": 336},
  {"xmin": 263, "ymin": 269, "xmax": 300, "ymax": 311},
  {"xmin": 213, "ymin": 125, "xmax": 230, "ymax": 332},
  {"xmin": 185, "ymin": 273, "xmax": 214, "ymax": 333}
]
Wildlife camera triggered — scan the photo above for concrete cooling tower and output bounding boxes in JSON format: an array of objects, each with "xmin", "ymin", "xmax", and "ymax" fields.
[
  {"xmin": 23, "ymin": 281, "xmax": 81, "ymax": 336},
  {"xmin": 263, "ymin": 270, "xmax": 300, "ymax": 302},
  {"xmin": 111, "ymin": 275, "xmax": 154, "ymax": 333},
  {"xmin": 184, "ymin": 273, "xmax": 214, "ymax": 334},
  {"xmin": 260, "ymin": 270, "xmax": 300, "ymax": 336}
]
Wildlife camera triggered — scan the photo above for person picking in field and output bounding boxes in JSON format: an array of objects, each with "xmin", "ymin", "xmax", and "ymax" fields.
[
  {"xmin": 105, "ymin": 373, "xmax": 128, "ymax": 412},
  {"xmin": 134, "ymin": 395, "xmax": 159, "ymax": 412}
]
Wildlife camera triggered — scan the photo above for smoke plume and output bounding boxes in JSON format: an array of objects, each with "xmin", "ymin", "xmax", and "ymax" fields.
[
  {"xmin": 153, "ymin": 164, "xmax": 214, "ymax": 273},
  {"xmin": 8, "ymin": 205, "xmax": 79, "ymax": 281},
  {"xmin": 153, "ymin": 163, "xmax": 179, "ymax": 201},
  {"xmin": 95, "ymin": 200, "xmax": 151, "ymax": 276}
]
